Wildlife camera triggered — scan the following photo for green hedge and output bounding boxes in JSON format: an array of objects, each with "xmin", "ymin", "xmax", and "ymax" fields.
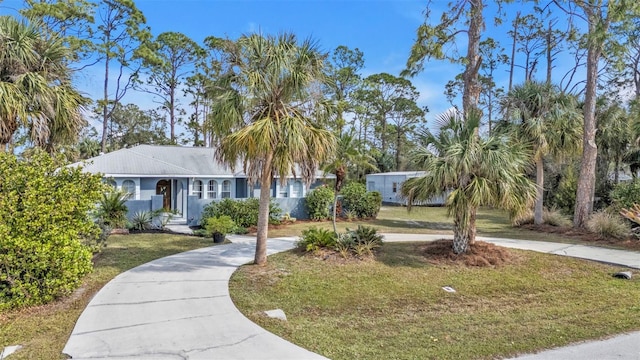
[{"xmin": 0, "ymin": 151, "xmax": 104, "ymax": 310}]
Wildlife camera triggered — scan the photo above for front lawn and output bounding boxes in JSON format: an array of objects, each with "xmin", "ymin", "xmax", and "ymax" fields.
[
  {"xmin": 229, "ymin": 242, "xmax": 640, "ymax": 360},
  {"xmin": 0, "ymin": 233, "xmax": 212, "ymax": 360}
]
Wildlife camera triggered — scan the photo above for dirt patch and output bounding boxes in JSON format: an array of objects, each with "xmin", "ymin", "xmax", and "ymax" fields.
[
  {"xmin": 522, "ymin": 224, "xmax": 640, "ymax": 251},
  {"xmin": 417, "ymin": 240, "xmax": 520, "ymax": 267}
]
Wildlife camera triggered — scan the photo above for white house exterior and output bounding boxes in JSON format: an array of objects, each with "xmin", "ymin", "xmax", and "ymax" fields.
[
  {"xmin": 71, "ymin": 145, "xmax": 328, "ymax": 225},
  {"xmin": 365, "ymin": 171, "xmax": 446, "ymax": 206}
]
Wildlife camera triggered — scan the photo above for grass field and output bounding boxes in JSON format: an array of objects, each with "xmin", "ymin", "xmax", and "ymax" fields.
[
  {"xmin": 269, "ymin": 206, "xmax": 586, "ymax": 244},
  {"xmin": 230, "ymin": 242, "xmax": 640, "ymax": 360},
  {"xmin": 1, "ymin": 206, "xmax": 637, "ymax": 359}
]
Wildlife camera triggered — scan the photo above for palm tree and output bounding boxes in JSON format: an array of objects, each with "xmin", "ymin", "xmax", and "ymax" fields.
[
  {"xmin": 401, "ymin": 109, "xmax": 536, "ymax": 254},
  {"xmin": 0, "ymin": 16, "xmax": 86, "ymax": 153},
  {"xmin": 211, "ymin": 33, "xmax": 336, "ymax": 265},
  {"xmin": 323, "ymin": 132, "xmax": 378, "ymax": 234},
  {"xmin": 501, "ymin": 81, "xmax": 582, "ymax": 225}
]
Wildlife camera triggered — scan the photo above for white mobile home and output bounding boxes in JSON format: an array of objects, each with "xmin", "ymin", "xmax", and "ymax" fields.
[{"xmin": 365, "ymin": 171, "xmax": 446, "ymax": 206}]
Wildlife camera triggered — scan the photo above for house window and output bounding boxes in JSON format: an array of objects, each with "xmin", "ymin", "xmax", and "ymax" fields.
[
  {"xmin": 291, "ymin": 181, "xmax": 303, "ymax": 198},
  {"xmin": 193, "ymin": 180, "xmax": 203, "ymax": 199},
  {"xmin": 121, "ymin": 180, "xmax": 135, "ymax": 198},
  {"xmin": 279, "ymin": 183, "xmax": 288, "ymax": 198},
  {"xmin": 221, "ymin": 180, "xmax": 231, "ymax": 198},
  {"xmin": 392, "ymin": 182, "xmax": 398, "ymax": 193},
  {"xmin": 208, "ymin": 180, "xmax": 218, "ymax": 199},
  {"xmin": 105, "ymin": 179, "xmax": 117, "ymax": 189}
]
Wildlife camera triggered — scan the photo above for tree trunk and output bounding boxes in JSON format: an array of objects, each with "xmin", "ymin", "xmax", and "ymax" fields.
[
  {"xmin": 332, "ymin": 194, "xmax": 338, "ymax": 235},
  {"xmin": 573, "ymin": 44, "xmax": 600, "ymax": 228},
  {"xmin": 462, "ymin": 0, "xmax": 484, "ymax": 115},
  {"xmin": 396, "ymin": 130, "xmax": 402, "ymax": 171},
  {"xmin": 101, "ymin": 52, "xmax": 110, "ymax": 153},
  {"xmin": 534, "ymin": 157, "xmax": 544, "ymax": 225},
  {"xmin": 469, "ymin": 206, "xmax": 477, "ymax": 245},
  {"xmin": 170, "ymin": 83, "xmax": 176, "ymax": 143},
  {"xmin": 452, "ymin": 211, "xmax": 470, "ymax": 254},
  {"xmin": 255, "ymin": 153, "xmax": 274, "ymax": 265},
  {"xmin": 546, "ymin": 21, "xmax": 553, "ymax": 85}
]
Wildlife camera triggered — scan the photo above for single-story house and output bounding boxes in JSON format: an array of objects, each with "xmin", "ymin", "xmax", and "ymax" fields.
[
  {"xmin": 70, "ymin": 145, "xmax": 330, "ymax": 225},
  {"xmin": 365, "ymin": 171, "xmax": 446, "ymax": 206}
]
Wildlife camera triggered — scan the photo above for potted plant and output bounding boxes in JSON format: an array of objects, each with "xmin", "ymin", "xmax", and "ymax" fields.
[{"xmin": 205, "ymin": 215, "xmax": 235, "ymax": 243}]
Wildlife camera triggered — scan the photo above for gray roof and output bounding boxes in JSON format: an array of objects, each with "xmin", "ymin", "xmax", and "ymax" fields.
[
  {"xmin": 71, "ymin": 145, "xmax": 242, "ymax": 177},
  {"xmin": 367, "ymin": 171, "xmax": 427, "ymax": 177},
  {"xmin": 71, "ymin": 144, "xmax": 332, "ymax": 179}
]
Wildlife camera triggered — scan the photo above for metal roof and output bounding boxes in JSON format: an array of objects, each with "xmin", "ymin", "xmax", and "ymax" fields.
[
  {"xmin": 366, "ymin": 171, "xmax": 427, "ymax": 177},
  {"xmin": 70, "ymin": 145, "xmax": 242, "ymax": 177},
  {"xmin": 70, "ymin": 144, "xmax": 330, "ymax": 178}
]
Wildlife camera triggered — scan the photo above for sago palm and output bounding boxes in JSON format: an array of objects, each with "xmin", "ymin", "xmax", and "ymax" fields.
[
  {"xmin": 210, "ymin": 32, "xmax": 336, "ymax": 265},
  {"xmin": 401, "ymin": 109, "xmax": 536, "ymax": 254},
  {"xmin": 0, "ymin": 16, "xmax": 86, "ymax": 152},
  {"xmin": 501, "ymin": 81, "xmax": 582, "ymax": 225}
]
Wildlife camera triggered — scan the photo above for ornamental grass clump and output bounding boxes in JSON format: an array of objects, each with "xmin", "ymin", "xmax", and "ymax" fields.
[{"xmin": 585, "ymin": 211, "xmax": 630, "ymax": 239}]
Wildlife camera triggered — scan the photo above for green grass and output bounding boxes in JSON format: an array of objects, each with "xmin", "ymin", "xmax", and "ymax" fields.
[
  {"xmin": 0, "ymin": 233, "xmax": 212, "ymax": 360},
  {"xmin": 230, "ymin": 242, "xmax": 640, "ymax": 360},
  {"xmin": 269, "ymin": 206, "xmax": 582, "ymax": 244}
]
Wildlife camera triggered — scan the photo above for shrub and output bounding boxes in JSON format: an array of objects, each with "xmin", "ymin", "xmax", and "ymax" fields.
[
  {"xmin": 585, "ymin": 211, "xmax": 630, "ymax": 239},
  {"xmin": 130, "ymin": 211, "xmax": 153, "ymax": 231},
  {"xmin": 337, "ymin": 225, "xmax": 383, "ymax": 257},
  {"xmin": 95, "ymin": 190, "xmax": 129, "ymax": 229},
  {"xmin": 204, "ymin": 216, "xmax": 236, "ymax": 235},
  {"xmin": 298, "ymin": 227, "xmax": 337, "ymax": 252},
  {"xmin": 611, "ymin": 179, "xmax": 640, "ymax": 210},
  {"xmin": 200, "ymin": 198, "xmax": 281, "ymax": 228},
  {"xmin": 305, "ymin": 186, "xmax": 334, "ymax": 220},
  {"xmin": 341, "ymin": 182, "xmax": 382, "ymax": 219},
  {"xmin": 0, "ymin": 151, "xmax": 103, "ymax": 310}
]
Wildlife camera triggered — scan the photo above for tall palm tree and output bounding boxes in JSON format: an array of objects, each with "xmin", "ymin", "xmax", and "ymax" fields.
[
  {"xmin": 211, "ymin": 33, "xmax": 336, "ymax": 265},
  {"xmin": 0, "ymin": 16, "xmax": 86, "ymax": 153},
  {"xmin": 401, "ymin": 109, "xmax": 536, "ymax": 254},
  {"xmin": 323, "ymin": 131, "xmax": 378, "ymax": 234},
  {"xmin": 502, "ymin": 81, "xmax": 582, "ymax": 225}
]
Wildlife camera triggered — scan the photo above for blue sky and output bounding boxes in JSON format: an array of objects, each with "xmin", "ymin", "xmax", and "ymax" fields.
[{"xmin": 1, "ymin": 0, "xmax": 585, "ymax": 132}]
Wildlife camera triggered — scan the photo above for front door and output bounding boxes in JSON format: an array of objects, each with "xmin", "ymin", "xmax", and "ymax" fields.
[{"xmin": 156, "ymin": 180, "xmax": 171, "ymax": 210}]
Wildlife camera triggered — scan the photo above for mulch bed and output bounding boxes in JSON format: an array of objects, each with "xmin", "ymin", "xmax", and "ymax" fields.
[
  {"xmin": 522, "ymin": 224, "xmax": 640, "ymax": 251},
  {"xmin": 417, "ymin": 240, "xmax": 520, "ymax": 267}
]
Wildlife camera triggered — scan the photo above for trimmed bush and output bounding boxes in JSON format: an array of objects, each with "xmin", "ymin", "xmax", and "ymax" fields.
[
  {"xmin": 305, "ymin": 186, "xmax": 334, "ymax": 220},
  {"xmin": 200, "ymin": 198, "xmax": 282, "ymax": 227},
  {"xmin": 0, "ymin": 151, "xmax": 104, "ymax": 310},
  {"xmin": 341, "ymin": 182, "xmax": 382, "ymax": 219},
  {"xmin": 585, "ymin": 211, "xmax": 630, "ymax": 239}
]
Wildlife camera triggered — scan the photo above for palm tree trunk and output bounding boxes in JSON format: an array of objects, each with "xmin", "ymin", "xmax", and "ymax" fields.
[
  {"xmin": 255, "ymin": 154, "xmax": 273, "ymax": 265},
  {"xmin": 332, "ymin": 194, "xmax": 338, "ymax": 235},
  {"xmin": 453, "ymin": 209, "xmax": 472, "ymax": 254},
  {"xmin": 534, "ymin": 157, "xmax": 544, "ymax": 225},
  {"xmin": 469, "ymin": 206, "xmax": 477, "ymax": 245}
]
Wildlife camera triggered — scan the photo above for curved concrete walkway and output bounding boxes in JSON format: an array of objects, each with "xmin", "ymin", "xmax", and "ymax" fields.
[{"xmin": 63, "ymin": 234, "xmax": 640, "ymax": 359}]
